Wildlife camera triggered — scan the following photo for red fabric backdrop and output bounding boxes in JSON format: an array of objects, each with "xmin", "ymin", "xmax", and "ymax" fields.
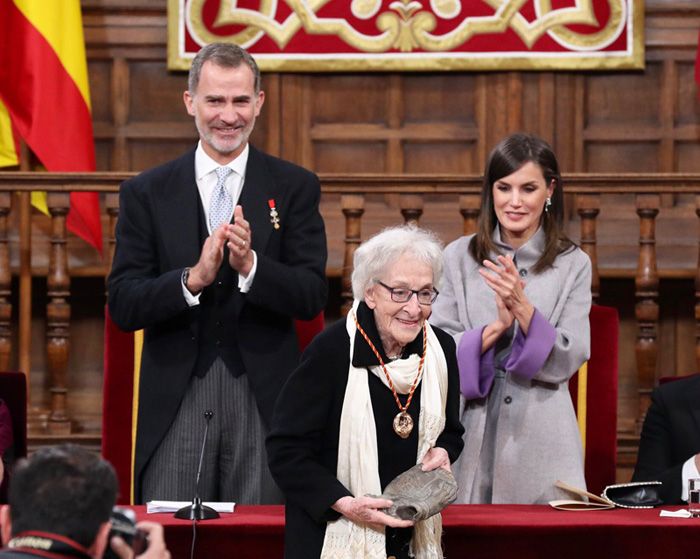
[{"xmin": 569, "ymin": 304, "xmax": 619, "ymax": 495}]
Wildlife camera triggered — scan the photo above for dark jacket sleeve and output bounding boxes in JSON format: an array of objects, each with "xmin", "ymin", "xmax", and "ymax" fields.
[
  {"xmin": 266, "ymin": 329, "xmax": 351, "ymax": 523},
  {"xmin": 245, "ymin": 165, "xmax": 327, "ymax": 320},
  {"xmin": 632, "ymin": 386, "xmax": 684, "ymax": 504},
  {"xmin": 108, "ymin": 177, "xmax": 190, "ymax": 332},
  {"xmin": 433, "ymin": 328, "xmax": 465, "ymax": 463}
]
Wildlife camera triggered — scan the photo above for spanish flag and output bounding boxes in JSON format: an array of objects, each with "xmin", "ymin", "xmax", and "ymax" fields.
[{"xmin": 0, "ymin": 0, "xmax": 102, "ymax": 252}]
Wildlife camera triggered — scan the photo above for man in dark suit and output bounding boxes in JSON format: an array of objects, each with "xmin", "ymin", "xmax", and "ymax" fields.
[
  {"xmin": 108, "ymin": 43, "xmax": 327, "ymax": 504},
  {"xmin": 633, "ymin": 374, "xmax": 700, "ymax": 504}
]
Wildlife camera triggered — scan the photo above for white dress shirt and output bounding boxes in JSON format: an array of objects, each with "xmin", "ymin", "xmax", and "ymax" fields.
[{"xmin": 182, "ymin": 141, "xmax": 258, "ymax": 305}]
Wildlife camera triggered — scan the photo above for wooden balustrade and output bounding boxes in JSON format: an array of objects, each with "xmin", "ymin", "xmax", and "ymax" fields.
[
  {"xmin": 340, "ymin": 195, "xmax": 364, "ymax": 315},
  {"xmin": 576, "ymin": 194, "xmax": 600, "ymax": 301},
  {"xmin": 0, "ymin": 172, "xmax": 700, "ymax": 447},
  {"xmin": 634, "ymin": 195, "xmax": 660, "ymax": 428}
]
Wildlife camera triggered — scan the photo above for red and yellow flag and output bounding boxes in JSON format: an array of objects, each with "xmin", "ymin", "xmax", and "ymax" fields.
[{"xmin": 0, "ymin": 0, "xmax": 102, "ymax": 252}]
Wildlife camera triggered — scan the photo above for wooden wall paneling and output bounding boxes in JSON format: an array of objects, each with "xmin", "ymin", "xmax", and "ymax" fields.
[
  {"xmin": 488, "ymin": 74, "xmax": 510, "ymax": 150},
  {"xmin": 401, "ymin": 73, "xmax": 479, "ymax": 174},
  {"xmin": 387, "ymin": 75, "xmax": 404, "ymax": 173},
  {"xmin": 674, "ymin": 59, "xmax": 700, "ymax": 172},
  {"xmin": 111, "ymin": 56, "xmax": 130, "ymax": 170},
  {"xmin": 573, "ymin": 75, "xmax": 584, "ymax": 172},
  {"xmin": 506, "ymin": 72, "xmax": 523, "ymax": 133},
  {"xmin": 261, "ymin": 73, "xmax": 281, "ymax": 158},
  {"xmin": 279, "ymin": 74, "xmax": 303, "ymax": 165},
  {"xmin": 475, "ymin": 74, "xmax": 488, "ymax": 168},
  {"xmin": 551, "ymin": 74, "xmax": 576, "ymax": 173},
  {"xmin": 583, "ymin": 64, "xmax": 662, "ymax": 173},
  {"xmin": 537, "ymin": 74, "xmax": 555, "ymax": 143},
  {"xmin": 659, "ymin": 59, "xmax": 677, "ymax": 175},
  {"xmin": 308, "ymin": 74, "xmax": 389, "ymax": 174}
]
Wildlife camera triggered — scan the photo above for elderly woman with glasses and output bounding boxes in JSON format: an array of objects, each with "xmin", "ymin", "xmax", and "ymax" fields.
[
  {"xmin": 267, "ymin": 225, "xmax": 464, "ymax": 559},
  {"xmin": 431, "ymin": 133, "xmax": 591, "ymax": 504}
]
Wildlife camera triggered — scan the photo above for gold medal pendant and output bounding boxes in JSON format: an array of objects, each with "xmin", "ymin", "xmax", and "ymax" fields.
[{"xmin": 393, "ymin": 411, "xmax": 413, "ymax": 439}]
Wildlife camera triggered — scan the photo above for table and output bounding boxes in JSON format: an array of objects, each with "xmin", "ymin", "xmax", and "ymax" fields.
[{"xmin": 134, "ymin": 504, "xmax": 700, "ymax": 558}]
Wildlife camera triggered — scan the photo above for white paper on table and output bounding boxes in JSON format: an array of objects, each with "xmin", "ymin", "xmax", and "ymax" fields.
[
  {"xmin": 146, "ymin": 500, "xmax": 235, "ymax": 514},
  {"xmin": 659, "ymin": 509, "xmax": 692, "ymax": 518}
]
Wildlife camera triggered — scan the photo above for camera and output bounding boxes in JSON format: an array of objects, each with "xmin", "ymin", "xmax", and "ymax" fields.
[{"xmin": 105, "ymin": 507, "xmax": 149, "ymax": 559}]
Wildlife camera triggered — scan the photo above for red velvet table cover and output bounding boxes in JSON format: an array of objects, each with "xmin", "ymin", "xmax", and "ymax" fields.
[{"xmin": 134, "ymin": 504, "xmax": 700, "ymax": 558}]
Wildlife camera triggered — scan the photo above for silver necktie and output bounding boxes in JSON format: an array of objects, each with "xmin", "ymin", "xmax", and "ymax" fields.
[{"xmin": 208, "ymin": 166, "xmax": 234, "ymax": 231}]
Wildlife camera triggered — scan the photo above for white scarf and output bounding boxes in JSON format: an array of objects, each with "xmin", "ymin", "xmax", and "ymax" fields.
[{"xmin": 320, "ymin": 301, "xmax": 448, "ymax": 559}]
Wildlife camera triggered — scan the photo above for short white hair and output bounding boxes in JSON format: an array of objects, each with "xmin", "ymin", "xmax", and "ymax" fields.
[{"xmin": 351, "ymin": 224, "xmax": 444, "ymax": 300}]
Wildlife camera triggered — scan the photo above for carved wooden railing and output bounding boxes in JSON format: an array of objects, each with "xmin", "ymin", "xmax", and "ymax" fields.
[{"xmin": 0, "ymin": 172, "xmax": 699, "ymax": 441}]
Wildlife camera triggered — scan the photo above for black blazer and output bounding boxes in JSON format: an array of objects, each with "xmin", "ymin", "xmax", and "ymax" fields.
[
  {"xmin": 632, "ymin": 374, "xmax": 700, "ymax": 504},
  {"xmin": 108, "ymin": 145, "xmax": 327, "ymax": 502}
]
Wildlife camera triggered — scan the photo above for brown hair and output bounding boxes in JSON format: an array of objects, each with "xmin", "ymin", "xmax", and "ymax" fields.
[{"xmin": 469, "ymin": 133, "xmax": 575, "ymax": 273}]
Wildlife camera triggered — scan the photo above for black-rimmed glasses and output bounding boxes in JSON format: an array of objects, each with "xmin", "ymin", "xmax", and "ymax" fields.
[{"xmin": 377, "ymin": 281, "xmax": 439, "ymax": 305}]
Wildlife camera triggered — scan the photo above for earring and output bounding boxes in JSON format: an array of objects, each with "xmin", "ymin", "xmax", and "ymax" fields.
[{"xmin": 545, "ymin": 197, "xmax": 552, "ymax": 213}]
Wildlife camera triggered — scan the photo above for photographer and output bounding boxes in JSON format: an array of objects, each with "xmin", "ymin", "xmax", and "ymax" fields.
[{"xmin": 0, "ymin": 444, "xmax": 170, "ymax": 559}]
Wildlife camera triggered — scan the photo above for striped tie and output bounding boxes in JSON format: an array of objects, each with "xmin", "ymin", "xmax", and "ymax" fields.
[{"xmin": 209, "ymin": 166, "xmax": 234, "ymax": 231}]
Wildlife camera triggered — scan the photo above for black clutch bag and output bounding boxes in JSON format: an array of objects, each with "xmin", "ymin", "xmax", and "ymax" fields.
[
  {"xmin": 602, "ymin": 481, "xmax": 663, "ymax": 509},
  {"xmin": 552, "ymin": 480, "xmax": 663, "ymax": 510}
]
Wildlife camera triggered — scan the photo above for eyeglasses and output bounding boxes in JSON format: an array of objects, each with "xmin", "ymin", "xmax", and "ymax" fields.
[{"xmin": 377, "ymin": 281, "xmax": 439, "ymax": 305}]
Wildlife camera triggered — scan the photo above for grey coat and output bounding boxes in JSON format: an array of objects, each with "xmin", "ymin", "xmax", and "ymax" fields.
[{"xmin": 431, "ymin": 228, "xmax": 591, "ymax": 503}]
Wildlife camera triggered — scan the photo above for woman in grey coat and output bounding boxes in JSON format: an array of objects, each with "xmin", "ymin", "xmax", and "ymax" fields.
[{"xmin": 431, "ymin": 133, "xmax": 591, "ymax": 504}]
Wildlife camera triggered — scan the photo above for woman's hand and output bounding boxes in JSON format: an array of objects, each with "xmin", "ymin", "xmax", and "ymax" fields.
[
  {"xmin": 480, "ymin": 295, "xmax": 514, "ymax": 353},
  {"xmin": 332, "ymin": 495, "xmax": 414, "ymax": 530},
  {"xmin": 480, "ymin": 255, "xmax": 534, "ymax": 334},
  {"xmin": 421, "ymin": 447, "xmax": 451, "ymax": 473}
]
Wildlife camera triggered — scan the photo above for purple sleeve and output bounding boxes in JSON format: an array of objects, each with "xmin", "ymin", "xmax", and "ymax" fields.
[
  {"xmin": 505, "ymin": 309, "xmax": 556, "ymax": 380},
  {"xmin": 457, "ymin": 327, "xmax": 496, "ymax": 399}
]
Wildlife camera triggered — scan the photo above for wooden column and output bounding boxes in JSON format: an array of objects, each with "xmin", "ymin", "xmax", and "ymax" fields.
[
  {"xmin": 341, "ymin": 195, "xmax": 364, "ymax": 315},
  {"xmin": 634, "ymin": 194, "xmax": 660, "ymax": 430},
  {"xmin": 576, "ymin": 194, "xmax": 601, "ymax": 301},
  {"xmin": 400, "ymin": 194, "xmax": 423, "ymax": 224},
  {"xmin": 459, "ymin": 194, "xmax": 480, "ymax": 236},
  {"xmin": 0, "ymin": 192, "xmax": 11, "ymax": 371},
  {"xmin": 106, "ymin": 193, "xmax": 120, "ymax": 277},
  {"xmin": 46, "ymin": 192, "xmax": 72, "ymax": 435},
  {"xmin": 696, "ymin": 196, "xmax": 700, "ymax": 373}
]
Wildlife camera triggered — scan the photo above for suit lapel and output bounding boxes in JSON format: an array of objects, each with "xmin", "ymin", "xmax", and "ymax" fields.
[
  {"xmin": 239, "ymin": 145, "xmax": 274, "ymax": 257},
  {"xmin": 155, "ymin": 150, "xmax": 202, "ymax": 267}
]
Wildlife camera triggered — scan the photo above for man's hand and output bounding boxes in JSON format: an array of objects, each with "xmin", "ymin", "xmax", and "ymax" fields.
[
  {"xmin": 109, "ymin": 521, "xmax": 171, "ymax": 559},
  {"xmin": 226, "ymin": 205, "xmax": 254, "ymax": 277},
  {"xmin": 331, "ymin": 495, "xmax": 414, "ymax": 531},
  {"xmin": 186, "ymin": 226, "xmax": 228, "ymax": 293}
]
